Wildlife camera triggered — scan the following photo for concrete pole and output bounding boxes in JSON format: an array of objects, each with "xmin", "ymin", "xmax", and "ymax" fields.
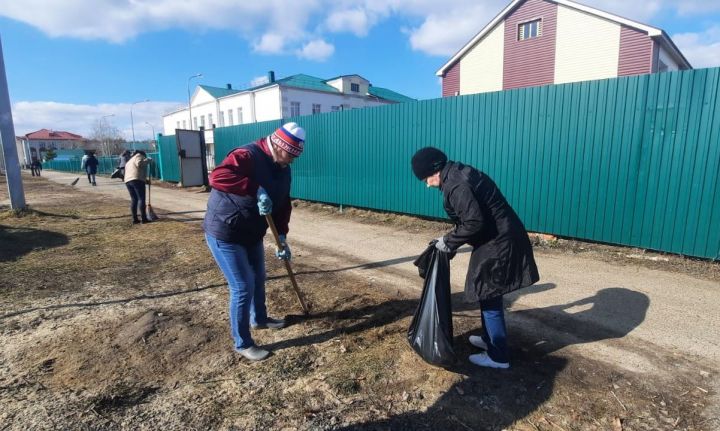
[{"xmin": 0, "ymin": 35, "xmax": 26, "ymax": 210}]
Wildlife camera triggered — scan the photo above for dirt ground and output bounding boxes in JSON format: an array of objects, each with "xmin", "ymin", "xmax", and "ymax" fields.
[{"xmin": 1, "ymin": 175, "xmax": 717, "ymax": 430}]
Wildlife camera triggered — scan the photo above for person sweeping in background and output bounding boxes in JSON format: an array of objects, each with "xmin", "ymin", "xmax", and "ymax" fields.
[
  {"xmin": 203, "ymin": 122, "xmax": 304, "ymax": 362},
  {"xmin": 411, "ymin": 147, "xmax": 539, "ymax": 369},
  {"xmin": 123, "ymin": 150, "xmax": 153, "ymax": 224}
]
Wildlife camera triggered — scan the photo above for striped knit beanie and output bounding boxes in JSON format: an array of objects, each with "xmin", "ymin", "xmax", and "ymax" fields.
[{"xmin": 270, "ymin": 122, "xmax": 305, "ymax": 157}]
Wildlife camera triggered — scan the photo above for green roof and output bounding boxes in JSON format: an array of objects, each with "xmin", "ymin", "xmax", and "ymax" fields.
[
  {"xmin": 368, "ymin": 86, "xmax": 416, "ymax": 103},
  {"xmin": 199, "ymin": 85, "xmax": 241, "ymax": 98},
  {"xmin": 211, "ymin": 74, "xmax": 414, "ymax": 103}
]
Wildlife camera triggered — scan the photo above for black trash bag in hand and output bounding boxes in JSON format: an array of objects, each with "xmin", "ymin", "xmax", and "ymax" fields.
[{"xmin": 408, "ymin": 247, "xmax": 456, "ymax": 367}]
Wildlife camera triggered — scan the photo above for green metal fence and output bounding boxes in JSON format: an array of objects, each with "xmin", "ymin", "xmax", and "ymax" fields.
[
  {"xmin": 175, "ymin": 67, "xmax": 720, "ymax": 260},
  {"xmin": 157, "ymin": 135, "xmax": 180, "ymax": 182},
  {"xmin": 44, "ymin": 153, "xmax": 160, "ymax": 178}
]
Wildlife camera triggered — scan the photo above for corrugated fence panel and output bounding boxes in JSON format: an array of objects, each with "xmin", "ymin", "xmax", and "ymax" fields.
[
  {"xmin": 210, "ymin": 67, "xmax": 720, "ymax": 259},
  {"xmin": 157, "ymin": 135, "xmax": 180, "ymax": 182}
]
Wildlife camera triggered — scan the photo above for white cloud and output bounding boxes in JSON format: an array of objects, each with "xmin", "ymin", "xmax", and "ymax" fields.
[
  {"xmin": 673, "ymin": 26, "xmax": 720, "ymax": 68},
  {"xmin": 253, "ymin": 33, "xmax": 287, "ymax": 54},
  {"xmin": 408, "ymin": 4, "xmax": 501, "ymax": 56},
  {"xmin": 326, "ymin": 8, "xmax": 372, "ymax": 36},
  {"xmin": 296, "ymin": 39, "xmax": 335, "ymax": 61},
  {"xmin": 12, "ymin": 100, "xmax": 181, "ymax": 140}
]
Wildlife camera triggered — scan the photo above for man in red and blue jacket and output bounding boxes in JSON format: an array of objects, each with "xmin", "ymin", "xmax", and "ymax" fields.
[{"xmin": 203, "ymin": 122, "xmax": 305, "ymax": 361}]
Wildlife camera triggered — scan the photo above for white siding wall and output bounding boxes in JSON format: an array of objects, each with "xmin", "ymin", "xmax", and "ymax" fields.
[
  {"xmin": 554, "ymin": 5, "xmax": 620, "ymax": 84},
  {"xmin": 658, "ymin": 47, "xmax": 680, "ymax": 71},
  {"xmin": 281, "ymin": 87, "xmax": 388, "ymax": 117},
  {"xmin": 254, "ymin": 87, "xmax": 282, "ymax": 122},
  {"xmin": 459, "ymin": 22, "xmax": 505, "ymax": 95}
]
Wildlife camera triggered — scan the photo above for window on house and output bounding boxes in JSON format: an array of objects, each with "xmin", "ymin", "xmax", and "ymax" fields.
[
  {"xmin": 290, "ymin": 102, "xmax": 300, "ymax": 117},
  {"xmin": 208, "ymin": 113, "xmax": 213, "ymax": 128},
  {"xmin": 312, "ymin": 104, "xmax": 321, "ymax": 114},
  {"xmin": 518, "ymin": 19, "xmax": 542, "ymax": 41},
  {"xmin": 228, "ymin": 109, "xmax": 234, "ymax": 126},
  {"xmin": 350, "ymin": 83, "xmax": 360, "ymax": 92},
  {"xmin": 237, "ymin": 107, "xmax": 243, "ymax": 124},
  {"xmin": 193, "ymin": 117, "xmax": 198, "ymax": 130},
  {"xmin": 331, "ymin": 105, "xmax": 340, "ymax": 112},
  {"xmin": 219, "ymin": 111, "xmax": 225, "ymax": 127}
]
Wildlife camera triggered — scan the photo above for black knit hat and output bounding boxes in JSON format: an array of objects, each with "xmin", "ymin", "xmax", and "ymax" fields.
[{"xmin": 411, "ymin": 147, "xmax": 447, "ymax": 180}]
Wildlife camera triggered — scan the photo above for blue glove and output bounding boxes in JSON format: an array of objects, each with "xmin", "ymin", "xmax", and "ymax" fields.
[
  {"xmin": 435, "ymin": 236, "xmax": 453, "ymax": 253},
  {"xmin": 257, "ymin": 187, "xmax": 272, "ymax": 215},
  {"xmin": 275, "ymin": 234, "xmax": 291, "ymax": 261}
]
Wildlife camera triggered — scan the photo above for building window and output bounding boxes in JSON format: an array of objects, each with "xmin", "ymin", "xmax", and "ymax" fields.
[
  {"xmin": 193, "ymin": 117, "xmax": 198, "ymax": 130},
  {"xmin": 290, "ymin": 102, "xmax": 300, "ymax": 117},
  {"xmin": 237, "ymin": 107, "xmax": 243, "ymax": 124},
  {"xmin": 350, "ymin": 83, "xmax": 360, "ymax": 92},
  {"xmin": 518, "ymin": 19, "xmax": 542, "ymax": 41},
  {"xmin": 219, "ymin": 111, "xmax": 225, "ymax": 127},
  {"xmin": 208, "ymin": 113, "xmax": 213, "ymax": 128},
  {"xmin": 312, "ymin": 104, "xmax": 321, "ymax": 114},
  {"xmin": 331, "ymin": 105, "xmax": 340, "ymax": 112}
]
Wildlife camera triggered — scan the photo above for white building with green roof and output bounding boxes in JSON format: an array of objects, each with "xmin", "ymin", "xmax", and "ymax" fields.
[{"xmin": 162, "ymin": 71, "xmax": 414, "ymax": 136}]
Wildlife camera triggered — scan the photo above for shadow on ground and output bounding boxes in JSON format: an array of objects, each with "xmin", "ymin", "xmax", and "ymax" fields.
[{"xmin": 0, "ymin": 225, "xmax": 69, "ymax": 262}]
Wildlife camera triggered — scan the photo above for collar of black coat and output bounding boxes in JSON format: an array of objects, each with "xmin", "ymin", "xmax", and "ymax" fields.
[{"xmin": 439, "ymin": 161, "xmax": 453, "ymax": 191}]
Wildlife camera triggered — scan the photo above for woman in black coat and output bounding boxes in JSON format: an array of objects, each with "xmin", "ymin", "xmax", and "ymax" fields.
[{"xmin": 411, "ymin": 147, "xmax": 539, "ymax": 369}]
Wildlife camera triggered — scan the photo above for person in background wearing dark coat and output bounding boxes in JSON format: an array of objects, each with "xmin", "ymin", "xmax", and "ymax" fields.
[
  {"xmin": 81, "ymin": 151, "xmax": 99, "ymax": 186},
  {"xmin": 411, "ymin": 147, "xmax": 540, "ymax": 369},
  {"xmin": 30, "ymin": 158, "xmax": 42, "ymax": 176},
  {"xmin": 203, "ymin": 122, "xmax": 304, "ymax": 362}
]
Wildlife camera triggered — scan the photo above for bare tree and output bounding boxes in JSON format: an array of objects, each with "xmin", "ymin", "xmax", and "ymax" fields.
[{"xmin": 89, "ymin": 118, "xmax": 125, "ymax": 156}]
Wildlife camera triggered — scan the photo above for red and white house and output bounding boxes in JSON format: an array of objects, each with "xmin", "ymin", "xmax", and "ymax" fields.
[
  {"xmin": 437, "ymin": 0, "xmax": 692, "ymax": 97},
  {"xmin": 21, "ymin": 129, "xmax": 85, "ymax": 164}
]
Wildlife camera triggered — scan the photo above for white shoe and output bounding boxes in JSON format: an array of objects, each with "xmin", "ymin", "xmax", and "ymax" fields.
[
  {"xmin": 236, "ymin": 346, "xmax": 270, "ymax": 361},
  {"xmin": 468, "ymin": 335, "xmax": 488, "ymax": 350},
  {"xmin": 469, "ymin": 353, "xmax": 510, "ymax": 369}
]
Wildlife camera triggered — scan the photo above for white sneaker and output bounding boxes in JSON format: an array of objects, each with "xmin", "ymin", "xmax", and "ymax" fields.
[
  {"xmin": 236, "ymin": 346, "xmax": 270, "ymax": 361},
  {"xmin": 469, "ymin": 353, "xmax": 510, "ymax": 369},
  {"xmin": 468, "ymin": 335, "xmax": 488, "ymax": 350}
]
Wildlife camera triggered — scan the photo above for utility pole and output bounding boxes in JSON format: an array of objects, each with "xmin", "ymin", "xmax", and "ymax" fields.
[{"xmin": 0, "ymin": 35, "xmax": 26, "ymax": 210}]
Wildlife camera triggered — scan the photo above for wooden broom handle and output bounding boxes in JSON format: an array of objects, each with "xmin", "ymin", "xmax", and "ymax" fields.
[{"xmin": 265, "ymin": 214, "xmax": 309, "ymax": 315}]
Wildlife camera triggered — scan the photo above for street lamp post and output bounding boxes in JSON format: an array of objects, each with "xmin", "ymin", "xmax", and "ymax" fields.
[
  {"xmin": 130, "ymin": 99, "xmax": 149, "ymax": 151},
  {"xmin": 187, "ymin": 73, "xmax": 202, "ymax": 130},
  {"xmin": 145, "ymin": 121, "xmax": 155, "ymax": 149}
]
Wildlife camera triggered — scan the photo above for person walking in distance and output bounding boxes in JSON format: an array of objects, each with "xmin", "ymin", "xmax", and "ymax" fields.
[{"xmin": 203, "ymin": 122, "xmax": 305, "ymax": 362}]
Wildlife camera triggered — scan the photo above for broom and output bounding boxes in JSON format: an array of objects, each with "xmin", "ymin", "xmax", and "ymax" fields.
[{"xmin": 146, "ymin": 176, "xmax": 159, "ymax": 221}]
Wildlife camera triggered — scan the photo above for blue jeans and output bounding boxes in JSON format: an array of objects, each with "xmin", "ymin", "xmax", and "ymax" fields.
[
  {"xmin": 125, "ymin": 180, "xmax": 147, "ymax": 221},
  {"xmin": 480, "ymin": 295, "xmax": 509, "ymax": 363},
  {"xmin": 205, "ymin": 233, "xmax": 268, "ymax": 350}
]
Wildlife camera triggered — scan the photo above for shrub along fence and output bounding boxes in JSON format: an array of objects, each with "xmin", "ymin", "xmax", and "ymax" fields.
[{"xmin": 166, "ymin": 67, "xmax": 720, "ymax": 259}]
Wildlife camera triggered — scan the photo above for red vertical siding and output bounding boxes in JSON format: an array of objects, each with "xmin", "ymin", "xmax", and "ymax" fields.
[
  {"xmin": 442, "ymin": 61, "xmax": 460, "ymax": 97},
  {"xmin": 503, "ymin": 0, "xmax": 557, "ymax": 90},
  {"xmin": 618, "ymin": 26, "xmax": 653, "ymax": 76}
]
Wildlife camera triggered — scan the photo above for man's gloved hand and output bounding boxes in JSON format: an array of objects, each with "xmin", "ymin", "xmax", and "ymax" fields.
[
  {"xmin": 435, "ymin": 236, "xmax": 453, "ymax": 253},
  {"xmin": 257, "ymin": 187, "xmax": 273, "ymax": 215},
  {"xmin": 275, "ymin": 234, "xmax": 291, "ymax": 261}
]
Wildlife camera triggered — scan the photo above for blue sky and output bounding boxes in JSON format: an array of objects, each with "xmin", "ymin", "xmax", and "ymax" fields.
[{"xmin": 1, "ymin": 0, "xmax": 719, "ymax": 140}]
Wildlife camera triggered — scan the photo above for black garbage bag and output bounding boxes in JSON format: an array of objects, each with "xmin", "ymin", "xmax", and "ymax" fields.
[{"xmin": 408, "ymin": 247, "xmax": 456, "ymax": 367}]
